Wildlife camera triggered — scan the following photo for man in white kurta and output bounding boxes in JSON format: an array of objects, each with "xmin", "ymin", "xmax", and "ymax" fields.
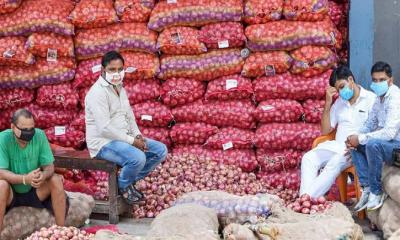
[{"xmin": 300, "ymin": 66, "xmax": 376, "ymax": 198}]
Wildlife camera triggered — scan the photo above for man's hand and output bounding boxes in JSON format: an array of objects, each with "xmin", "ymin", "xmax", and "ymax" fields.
[
  {"xmin": 325, "ymin": 87, "xmax": 337, "ymax": 105},
  {"xmin": 133, "ymin": 135, "xmax": 147, "ymax": 151},
  {"xmin": 25, "ymin": 168, "xmax": 41, "ymax": 186},
  {"xmin": 346, "ymin": 135, "xmax": 360, "ymax": 149},
  {"xmin": 31, "ymin": 171, "xmax": 45, "ymax": 188}
]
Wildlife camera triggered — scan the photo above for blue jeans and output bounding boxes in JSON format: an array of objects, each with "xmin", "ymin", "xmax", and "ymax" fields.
[
  {"xmin": 351, "ymin": 138, "xmax": 400, "ymax": 195},
  {"xmin": 96, "ymin": 138, "xmax": 168, "ymax": 189}
]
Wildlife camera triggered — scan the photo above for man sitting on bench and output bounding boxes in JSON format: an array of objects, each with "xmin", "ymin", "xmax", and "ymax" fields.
[
  {"xmin": 0, "ymin": 109, "xmax": 68, "ymax": 231},
  {"xmin": 85, "ymin": 51, "xmax": 168, "ymax": 205}
]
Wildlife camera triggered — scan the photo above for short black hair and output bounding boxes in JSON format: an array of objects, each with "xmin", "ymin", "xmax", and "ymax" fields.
[
  {"xmin": 11, "ymin": 109, "xmax": 34, "ymax": 125},
  {"xmin": 329, "ymin": 65, "xmax": 355, "ymax": 87},
  {"xmin": 101, "ymin": 51, "xmax": 125, "ymax": 68},
  {"xmin": 371, "ymin": 61, "xmax": 392, "ymax": 77}
]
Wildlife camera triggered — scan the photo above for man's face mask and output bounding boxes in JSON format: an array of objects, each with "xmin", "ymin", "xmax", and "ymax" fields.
[
  {"xmin": 105, "ymin": 70, "xmax": 125, "ymax": 86},
  {"xmin": 339, "ymin": 83, "xmax": 354, "ymax": 101},
  {"xmin": 14, "ymin": 126, "xmax": 35, "ymax": 142}
]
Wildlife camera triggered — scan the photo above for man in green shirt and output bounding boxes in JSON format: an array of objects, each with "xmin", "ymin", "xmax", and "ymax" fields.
[{"xmin": 0, "ymin": 109, "xmax": 68, "ymax": 231}]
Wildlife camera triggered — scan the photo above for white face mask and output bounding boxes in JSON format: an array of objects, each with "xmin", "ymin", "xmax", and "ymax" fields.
[{"xmin": 105, "ymin": 70, "xmax": 125, "ymax": 85}]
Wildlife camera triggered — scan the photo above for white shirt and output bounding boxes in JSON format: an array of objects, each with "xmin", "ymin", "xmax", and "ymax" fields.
[
  {"xmin": 85, "ymin": 77, "xmax": 141, "ymax": 158},
  {"xmin": 359, "ymin": 85, "xmax": 400, "ymax": 144},
  {"xmin": 316, "ymin": 87, "xmax": 376, "ymax": 153}
]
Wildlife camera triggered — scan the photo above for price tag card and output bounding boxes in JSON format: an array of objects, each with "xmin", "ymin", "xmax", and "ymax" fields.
[
  {"xmin": 222, "ymin": 141, "xmax": 233, "ymax": 151},
  {"xmin": 125, "ymin": 66, "xmax": 137, "ymax": 73},
  {"xmin": 3, "ymin": 49, "xmax": 15, "ymax": 58},
  {"xmin": 92, "ymin": 64, "xmax": 102, "ymax": 73},
  {"xmin": 225, "ymin": 79, "xmax": 238, "ymax": 90},
  {"xmin": 261, "ymin": 105, "xmax": 275, "ymax": 111},
  {"xmin": 47, "ymin": 48, "xmax": 58, "ymax": 62},
  {"xmin": 167, "ymin": 0, "xmax": 177, "ymax": 3},
  {"xmin": 55, "ymin": 126, "xmax": 66, "ymax": 136},
  {"xmin": 171, "ymin": 32, "xmax": 182, "ymax": 44},
  {"xmin": 264, "ymin": 65, "xmax": 276, "ymax": 76},
  {"xmin": 141, "ymin": 115, "xmax": 153, "ymax": 121},
  {"xmin": 218, "ymin": 40, "xmax": 229, "ymax": 49}
]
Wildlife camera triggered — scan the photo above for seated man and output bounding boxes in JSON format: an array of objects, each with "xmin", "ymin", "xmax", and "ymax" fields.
[
  {"xmin": 347, "ymin": 62, "xmax": 400, "ymax": 212},
  {"xmin": 85, "ymin": 51, "xmax": 167, "ymax": 205},
  {"xmin": 300, "ymin": 66, "xmax": 376, "ymax": 198},
  {"xmin": 0, "ymin": 109, "xmax": 67, "ymax": 231}
]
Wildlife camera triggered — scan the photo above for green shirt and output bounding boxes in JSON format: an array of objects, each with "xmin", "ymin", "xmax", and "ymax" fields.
[{"xmin": 0, "ymin": 129, "xmax": 54, "ymax": 193}]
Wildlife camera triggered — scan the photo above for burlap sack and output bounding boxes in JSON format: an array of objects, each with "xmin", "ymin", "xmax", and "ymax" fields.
[
  {"xmin": 389, "ymin": 228, "xmax": 400, "ymax": 240},
  {"xmin": 0, "ymin": 192, "xmax": 95, "ymax": 240},
  {"xmin": 367, "ymin": 197, "xmax": 400, "ymax": 239},
  {"xmin": 146, "ymin": 203, "xmax": 220, "ymax": 240},
  {"xmin": 223, "ymin": 223, "xmax": 259, "ymax": 240},
  {"xmin": 95, "ymin": 230, "xmax": 145, "ymax": 240},
  {"xmin": 383, "ymin": 165, "xmax": 400, "ymax": 203}
]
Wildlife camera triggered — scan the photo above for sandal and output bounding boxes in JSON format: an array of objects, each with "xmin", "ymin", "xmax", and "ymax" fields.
[
  {"xmin": 119, "ymin": 186, "xmax": 143, "ymax": 205},
  {"xmin": 130, "ymin": 184, "xmax": 145, "ymax": 199}
]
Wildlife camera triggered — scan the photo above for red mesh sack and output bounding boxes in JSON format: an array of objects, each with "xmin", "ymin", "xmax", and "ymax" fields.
[
  {"xmin": 148, "ymin": 0, "xmax": 243, "ymax": 32},
  {"xmin": 78, "ymin": 87, "xmax": 90, "ymax": 107},
  {"xmin": 36, "ymin": 83, "xmax": 79, "ymax": 110},
  {"xmin": 0, "ymin": 36, "xmax": 35, "ymax": 66},
  {"xmin": 171, "ymin": 100, "xmax": 206, "ymax": 123},
  {"xmin": 0, "ymin": 0, "xmax": 22, "ymax": 14},
  {"xmin": 283, "ymin": 0, "xmax": 329, "ymax": 21},
  {"xmin": 158, "ymin": 49, "xmax": 245, "ymax": 81},
  {"xmin": 115, "ymin": 0, "xmax": 155, "ymax": 23},
  {"xmin": 173, "ymin": 145, "xmax": 258, "ymax": 172},
  {"xmin": 328, "ymin": 1, "xmax": 345, "ymax": 26},
  {"xmin": 141, "ymin": 127, "xmax": 171, "ymax": 147},
  {"xmin": 0, "ymin": 58, "xmax": 76, "ymax": 89},
  {"xmin": 256, "ymin": 123, "xmax": 320, "ymax": 151},
  {"xmin": 245, "ymin": 19, "xmax": 342, "ymax": 51},
  {"xmin": 63, "ymin": 179, "xmax": 95, "ymax": 196},
  {"xmin": 74, "ymin": 23, "xmax": 158, "ymax": 59},
  {"xmin": 0, "ymin": 107, "xmax": 15, "ymax": 130},
  {"xmin": 253, "ymin": 99, "xmax": 304, "ymax": 123},
  {"xmin": 170, "ymin": 123, "xmax": 218, "ymax": 145},
  {"xmin": 69, "ymin": 0, "xmax": 118, "ymax": 29},
  {"xmin": 124, "ymin": 79, "xmax": 160, "ymax": 105},
  {"xmin": 257, "ymin": 169, "xmax": 300, "ymax": 190},
  {"xmin": 161, "ymin": 78, "xmax": 206, "ymax": 107},
  {"xmin": 302, "ymin": 99, "xmax": 325, "ymax": 123},
  {"xmin": 241, "ymin": 51, "xmax": 292, "ymax": 78},
  {"xmin": 204, "ymin": 127, "xmax": 255, "ymax": 150},
  {"xmin": 290, "ymin": 46, "xmax": 337, "ymax": 77},
  {"xmin": 70, "ymin": 110, "xmax": 85, "ymax": 132},
  {"xmin": 198, "ymin": 22, "xmax": 246, "ymax": 49},
  {"xmin": 25, "ymin": 33, "xmax": 75, "ymax": 58},
  {"xmin": 73, "ymin": 52, "xmax": 160, "ymax": 88},
  {"xmin": 45, "ymin": 126, "xmax": 85, "ymax": 149},
  {"xmin": 0, "ymin": 88, "xmax": 34, "ymax": 110},
  {"xmin": 253, "ymin": 71, "xmax": 331, "ymax": 101},
  {"xmin": 243, "ymin": 0, "xmax": 283, "ymax": 24},
  {"xmin": 205, "ymin": 75, "xmax": 253, "ymax": 101},
  {"xmin": 257, "ymin": 149, "xmax": 303, "ymax": 173},
  {"xmin": 157, "ymin": 27, "xmax": 207, "ymax": 55},
  {"xmin": 0, "ymin": 0, "xmax": 75, "ymax": 37},
  {"xmin": 203, "ymin": 100, "xmax": 256, "ymax": 129},
  {"xmin": 27, "ymin": 104, "xmax": 77, "ymax": 129},
  {"xmin": 133, "ymin": 101, "xmax": 173, "ymax": 127}
]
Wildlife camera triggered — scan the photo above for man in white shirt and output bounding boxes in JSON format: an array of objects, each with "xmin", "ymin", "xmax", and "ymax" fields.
[
  {"xmin": 347, "ymin": 62, "xmax": 400, "ymax": 212},
  {"xmin": 85, "ymin": 51, "xmax": 167, "ymax": 204},
  {"xmin": 300, "ymin": 66, "xmax": 376, "ymax": 198}
]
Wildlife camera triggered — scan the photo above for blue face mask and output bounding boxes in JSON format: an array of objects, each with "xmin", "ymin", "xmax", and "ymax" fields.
[
  {"xmin": 339, "ymin": 85, "xmax": 354, "ymax": 101},
  {"xmin": 370, "ymin": 81, "xmax": 389, "ymax": 96}
]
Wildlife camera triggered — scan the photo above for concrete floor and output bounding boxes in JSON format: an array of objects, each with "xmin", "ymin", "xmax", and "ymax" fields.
[{"xmin": 88, "ymin": 217, "xmax": 383, "ymax": 239}]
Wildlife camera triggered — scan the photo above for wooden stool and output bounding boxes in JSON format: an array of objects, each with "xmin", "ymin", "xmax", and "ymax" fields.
[{"xmin": 53, "ymin": 148, "xmax": 131, "ymax": 224}]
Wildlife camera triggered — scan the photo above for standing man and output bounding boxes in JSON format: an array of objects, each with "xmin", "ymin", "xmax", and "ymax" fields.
[
  {"xmin": 300, "ymin": 66, "xmax": 376, "ymax": 198},
  {"xmin": 0, "ymin": 109, "xmax": 68, "ymax": 231},
  {"xmin": 85, "ymin": 51, "xmax": 167, "ymax": 205},
  {"xmin": 347, "ymin": 62, "xmax": 400, "ymax": 212}
]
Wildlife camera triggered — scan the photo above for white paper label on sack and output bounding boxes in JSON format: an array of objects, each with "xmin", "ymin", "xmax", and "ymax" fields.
[
  {"xmin": 261, "ymin": 105, "xmax": 275, "ymax": 111},
  {"xmin": 264, "ymin": 65, "xmax": 276, "ymax": 76},
  {"xmin": 330, "ymin": 32, "xmax": 336, "ymax": 45},
  {"xmin": 47, "ymin": 48, "xmax": 58, "ymax": 62},
  {"xmin": 167, "ymin": 0, "xmax": 177, "ymax": 4},
  {"xmin": 225, "ymin": 79, "xmax": 238, "ymax": 90},
  {"xmin": 171, "ymin": 32, "xmax": 182, "ymax": 44},
  {"xmin": 3, "ymin": 49, "xmax": 15, "ymax": 58},
  {"xmin": 92, "ymin": 64, "xmax": 102, "ymax": 73},
  {"xmin": 218, "ymin": 40, "xmax": 229, "ymax": 49},
  {"xmin": 141, "ymin": 115, "xmax": 153, "ymax": 121},
  {"xmin": 222, "ymin": 141, "xmax": 233, "ymax": 150},
  {"xmin": 125, "ymin": 66, "xmax": 137, "ymax": 73},
  {"xmin": 55, "ymin": 126, "xmax": 66, "ymax": 136}
]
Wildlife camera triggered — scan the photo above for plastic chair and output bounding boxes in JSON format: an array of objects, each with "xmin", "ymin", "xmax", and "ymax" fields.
[{"xmin": 312, "ymin": 131, "xmax": 365, "ymax": 219}]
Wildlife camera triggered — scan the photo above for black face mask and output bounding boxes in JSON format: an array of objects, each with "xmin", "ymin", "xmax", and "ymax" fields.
[{"xmin": 15, "ymin": 126, "xmax": 35, "ymax": 142}]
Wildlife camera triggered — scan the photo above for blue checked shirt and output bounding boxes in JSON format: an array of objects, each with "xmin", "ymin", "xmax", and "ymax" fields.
[{"xmin": 358, "ymin": 85, "xmax": 400, "ymax": 144}]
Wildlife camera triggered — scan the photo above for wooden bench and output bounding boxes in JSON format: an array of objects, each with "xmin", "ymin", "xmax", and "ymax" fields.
[{"xmin": 52, "ymin": 148, "xmax": 131, "ymax": 224}]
